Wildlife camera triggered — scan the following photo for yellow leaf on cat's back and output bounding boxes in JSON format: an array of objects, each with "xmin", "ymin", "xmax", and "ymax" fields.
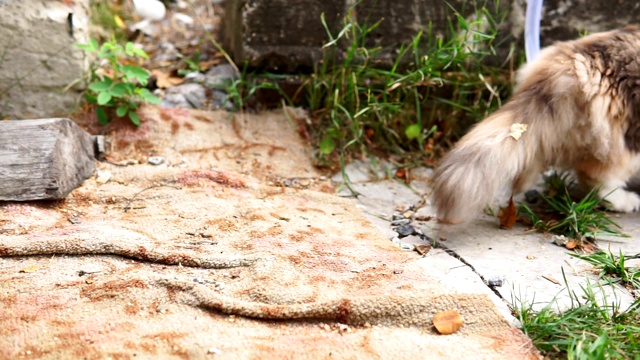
[{"xmin": 509, "ymin": 123, "xmax": 528, "ymax": 140}]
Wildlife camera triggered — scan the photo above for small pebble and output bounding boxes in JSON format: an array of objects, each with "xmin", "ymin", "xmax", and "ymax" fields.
[
  {"xmin": 524, "ymin": 189, "xmax": 541, "ymax": 204},
  {"xmin": 208, "ymin": 347, "xmax": 222, "ymax": 355},
  {"xmin": 193, "ymin": 277, "xmax": 205, "ymax": 284},
  {"xmin": 391, "ymin": 219, "xmax": 411, "ymax": 227},
  {"xmin": 68, "ymin": 216, "xmax": 81, "ymax": 224},
  {"xmin": 552, "ymin": 235, "xmax": 568, "ymax": 246},
  {"xmin": 398, "ymin": 242, "xmax": 414, "ymax": 251},
  {"xmin": 392, "ymin": 214, "xmax": 404, "ymax": 221},
  {"xmin": 148, "ymin": 156, "xmax": 165, "ymax": 165},
  {"xmin": 95, "ymin": 170, "xmax": 112, "ymax": 184},
  {"xmin": 395, "ymin": 224, "xmax": 416, "ymax": 237},
  {"xmin": 485, "ymin": 276, "xmax": 504, "ymax": 287}
]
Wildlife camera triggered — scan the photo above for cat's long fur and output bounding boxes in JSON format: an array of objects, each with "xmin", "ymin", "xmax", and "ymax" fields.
[{"xmin": 432, "ymin": 26, "xmax": 640, "ymax": 223}]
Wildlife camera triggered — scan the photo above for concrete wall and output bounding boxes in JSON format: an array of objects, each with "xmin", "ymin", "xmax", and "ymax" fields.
[
  {"xmin": 0, "ymin": 0, "xmax": 90, "ymax": 120},
  {"xmin": 223, "ymin": 0, "xmax": 640, "ymax": 71}
]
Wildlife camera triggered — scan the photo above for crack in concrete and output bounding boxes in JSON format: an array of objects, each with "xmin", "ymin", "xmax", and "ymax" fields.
[{"xmin": 428, "ymin": 236, "xmax": 506, "ymax": 301}]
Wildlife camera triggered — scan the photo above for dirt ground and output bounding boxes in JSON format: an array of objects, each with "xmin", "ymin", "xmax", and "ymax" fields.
[{"xmin": 0, "ymin": 106, "xmax": 540, "ymax": 359}]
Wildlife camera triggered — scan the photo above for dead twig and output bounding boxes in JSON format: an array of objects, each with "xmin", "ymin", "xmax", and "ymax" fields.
[{"xmin": 124, "ymin": 184, "xmax": 182, "ymax": 212}]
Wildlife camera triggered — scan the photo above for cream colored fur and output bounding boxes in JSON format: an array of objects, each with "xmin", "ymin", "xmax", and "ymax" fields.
[{"xmin": 432, "ymin": 27, "xmax": 640, "ymax": 223}]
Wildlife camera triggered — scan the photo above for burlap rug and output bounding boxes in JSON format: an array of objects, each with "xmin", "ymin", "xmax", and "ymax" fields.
[{"xmin": 0, "ymin": 106, "xmax": 539, "ymax": 359}]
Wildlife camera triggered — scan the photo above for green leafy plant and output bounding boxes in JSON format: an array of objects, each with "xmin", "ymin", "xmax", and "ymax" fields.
[{"xmin": 78, "ymin": 38, "xmax": 160, "ymax": 126}]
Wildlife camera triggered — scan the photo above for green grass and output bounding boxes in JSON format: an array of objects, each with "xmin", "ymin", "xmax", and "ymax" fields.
[
  {"xmin": 572, "ymin": 250, "xmax": 640, "ymax": 292},
  {"xmin": 222, "ymin": 1, "xmax": 512, "ymax": 168},
  {"xmin": 515, "ymin": 281, "xmax": 640, "ymax": 359},
  {"xmin": 518, "ymin": 173, "xmax": 626, "ymax": 242},
  {"xmin": 514, "ymin": 264, "xmax": 640, "ymax": 359}
]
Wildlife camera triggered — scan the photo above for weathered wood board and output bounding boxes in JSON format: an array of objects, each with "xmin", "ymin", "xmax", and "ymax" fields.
[{"xmin": 0, "ymin": 118, "xmax": 96, "ymax": 201}]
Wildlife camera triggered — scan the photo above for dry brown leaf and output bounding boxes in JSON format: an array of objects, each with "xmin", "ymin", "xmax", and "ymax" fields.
[
  {"xmin": 19, "ymin": 266, "xmax": 40, "ymax": 273},
  {"xmin": 395, "ymin": 168, "xmax": 409, "ymax": 183},
  {"xmin": 433, "ymin": 310, "xmax": 464, "ymax": 335},
  {"xmin": 198, "ymin": 59, "xmax": 222, "ymax": 71},
  {"xmin": 151, "ymin": 69, "xmax": 185, "ymax": 88},
  {"xmin": 499, "ymin": 197, "xmax": 517, "ymax": 229},
  {"xmin": 580, "ymin": 242, "xmax": 598, "ymax": 253},
  {"xmin": 414, "ymin": 244, "xmax": 432, "ymax": 255},
  {"xmin": 565, "ymin": 240, "xmax": 579, "ymax": 250}
]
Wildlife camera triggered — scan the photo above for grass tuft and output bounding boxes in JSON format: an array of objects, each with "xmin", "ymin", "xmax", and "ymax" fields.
[
  {"xmin": 571, "ymin": 250, "xmax": 640, "ymax": 291},
  {"xmin": 518, "ymin": 173, "xmax": 626, "ymax": 242},
  {"xmin": 514, "ymin": 270, "xmax": 640, "ymax": 359}
]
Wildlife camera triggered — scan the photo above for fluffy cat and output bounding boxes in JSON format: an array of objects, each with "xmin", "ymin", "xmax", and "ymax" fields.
[{"xmin": 432, "ymin": 26, "xmax": 640, "ymax": 223}]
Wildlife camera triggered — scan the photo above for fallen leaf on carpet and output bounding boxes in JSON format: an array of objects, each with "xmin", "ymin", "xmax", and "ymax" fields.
[{"xmin": 433, "ymin": 310, "xmax": 463, "ymax": 335}]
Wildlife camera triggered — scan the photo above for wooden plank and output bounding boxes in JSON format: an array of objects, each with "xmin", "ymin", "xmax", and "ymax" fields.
[{"xmin": 0, "ymin": 118, "xmax": 96, "ymax": 201}]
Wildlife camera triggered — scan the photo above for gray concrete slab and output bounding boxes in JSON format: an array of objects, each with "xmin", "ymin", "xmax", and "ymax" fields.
[{"xmin": 335, "ymin": 159, "xmax": 639, "ymax": 324}]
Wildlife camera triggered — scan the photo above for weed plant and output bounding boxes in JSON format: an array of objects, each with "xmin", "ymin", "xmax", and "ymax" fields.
[
  {"xmin": 223, "ymin": 1, "xmax": 512, "ymax": 167},
  {"xmin": 78, "ymin": 38, "xmax": 160, "ymax": 126},
  {"xmin": 518, "ymin": 173, "xmax": 626, "ymax": 242}
]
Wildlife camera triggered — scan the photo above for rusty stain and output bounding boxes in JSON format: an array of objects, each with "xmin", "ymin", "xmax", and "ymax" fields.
[
  {"xmin": 125, "ymin": 300, "xmax": 142, "ymax": 315},
  {"xmin": 296, "ymin": 207, "xmax": 326, "ymax": 214},
  {"xmin": 336, "ymin": 299, "xmax": 351, "ymax": 323},
  {"xmin": 247, "ymin": 213, "xmax": 266, "ymax": 221},
  {"xmin": 159, "ymin": 109, "xmax": 173, "ymax": 122},
  {"xmin": 143, "ymin": 331, "xmax": 187, "ymax": 341},
  {"xmin": 177, "ymin": 170, "xmax": 245, "ymax": 188},
  {"xmin": 288, "ymin": 233, "xmax": 304, "ymax": 242},
  {"xmin": 81, "ymin": 279, "xmax": 147, "ymax": 302},
  {"xmin": 206, "ymin": 218, "xmax": 238, "ymax": 232},
  {"xmin": 298, "ymin": 227, "xmax": 325, "ymax": 235},
  {"xmin": 171, "ymin": 121, "xmax": 180, "ymax": 135},
  {"xmin": 192, "ymin": 114, "xmax": 214, "ymax": 123}
]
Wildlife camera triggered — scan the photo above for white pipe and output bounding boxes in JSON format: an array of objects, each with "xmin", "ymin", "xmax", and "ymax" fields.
[{"xmin": 524, "ymin": 0, "xmax": 543, "ymax": 62}]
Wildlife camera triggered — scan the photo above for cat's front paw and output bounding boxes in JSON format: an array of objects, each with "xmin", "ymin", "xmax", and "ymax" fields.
[{"xmin": 601, "ymin": 188, "xmax": 640, "ymax": 213}]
